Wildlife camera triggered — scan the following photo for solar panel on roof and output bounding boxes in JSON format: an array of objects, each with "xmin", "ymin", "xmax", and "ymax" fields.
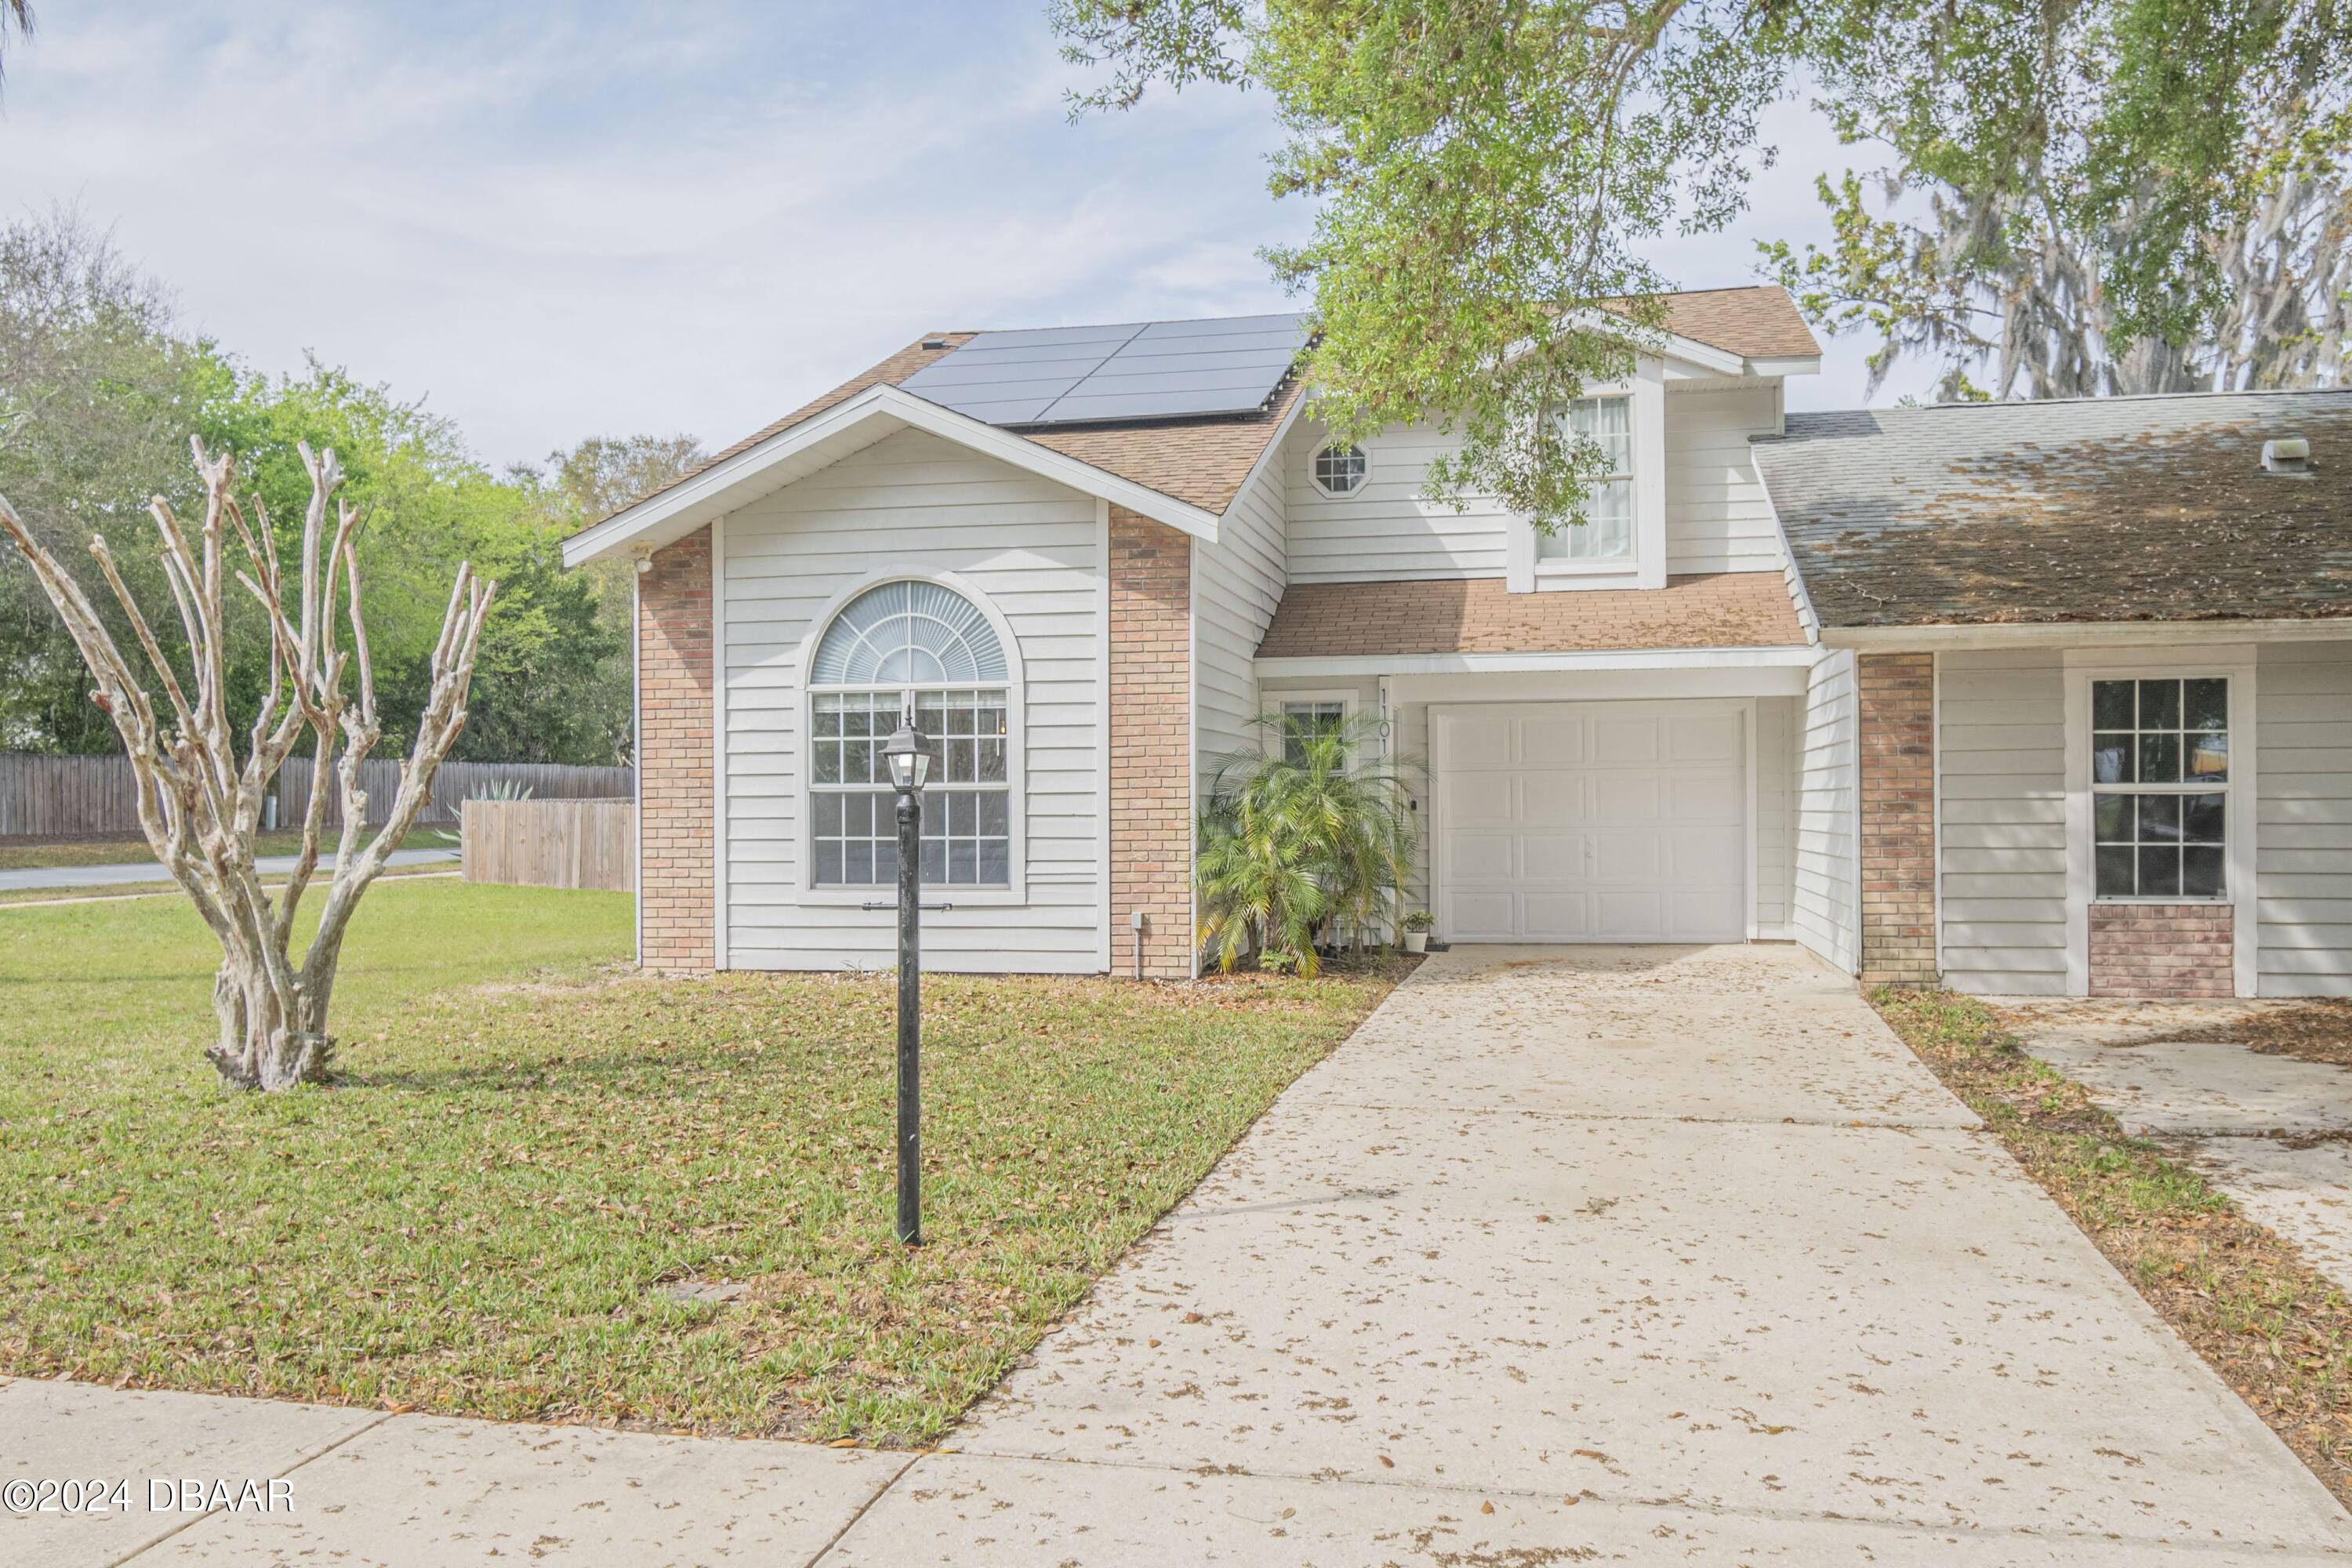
[{"xmin": 896, "ymin": 312, "xmax": 1308, "ymax": 427}]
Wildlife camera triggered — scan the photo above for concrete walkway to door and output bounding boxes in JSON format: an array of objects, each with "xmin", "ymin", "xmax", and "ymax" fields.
[{"xmin": 833, "ymin": 945, "xmax": 2352, "ymax": 1564}]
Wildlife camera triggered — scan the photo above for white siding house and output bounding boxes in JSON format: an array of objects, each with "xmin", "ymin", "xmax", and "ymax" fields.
[
  {"xmin": 569, "ymin": 294, "xmax": 2348, "ymax": 997},
  {"xmin": 718, "ymin": 428, "xmax": 1109, "ymax": 972}
]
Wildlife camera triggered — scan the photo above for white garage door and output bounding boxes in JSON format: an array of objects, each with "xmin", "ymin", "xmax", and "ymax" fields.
[{"xmin": 1434, "ymin": 701, "xmax": 1748, "ymax": 942}]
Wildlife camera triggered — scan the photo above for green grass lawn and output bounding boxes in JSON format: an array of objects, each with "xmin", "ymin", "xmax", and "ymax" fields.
[{"xmin": 0, "ymin": 879, "xmax": 1401, "ymax": 1443}]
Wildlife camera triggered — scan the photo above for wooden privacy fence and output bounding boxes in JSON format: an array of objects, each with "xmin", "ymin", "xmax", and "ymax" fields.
[
  {"xmin": 0, "ymin": 753, "xmax": 637, "ymax": 840},
  {"xmin": 276, "ymin": 759, "xmax": 637, "ymax": 830},
  {"xmin": 0, "ymin": 754, "xmax": 167, "ymax": 839},
  {"xmin": 461, "ymin": 798, "xmax": 635, "ymax": 892}
]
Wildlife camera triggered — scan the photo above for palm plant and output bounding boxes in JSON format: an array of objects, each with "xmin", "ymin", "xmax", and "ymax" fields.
[{"xmin": 1196, "ymin": 710, "xmax": 1421, "ymax": 976}]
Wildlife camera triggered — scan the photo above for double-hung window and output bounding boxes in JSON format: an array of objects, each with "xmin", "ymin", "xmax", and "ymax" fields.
[
  {"xmin": 1538, "ymin": 397, "xmax": 1634, "ymax": 562},
  {"xmin": 2091, "ymin": 677, "xmax": 2229, "ymax": 899},
  {"xmin": 808, "ymin": 581, "xmax": 1012, "ymax": 888}
]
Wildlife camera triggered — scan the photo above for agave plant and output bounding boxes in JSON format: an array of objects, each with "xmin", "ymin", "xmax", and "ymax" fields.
[{"xmin": 1196, "ymin": 710, "xmax": 1421, "ymax": 976}]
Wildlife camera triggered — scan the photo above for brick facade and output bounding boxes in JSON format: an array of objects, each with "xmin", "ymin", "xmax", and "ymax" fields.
[
  {"xmin": 637, "ymin": 528, "xmax": 715, "ymax": 973},
  {"xmin": 1108, "ymin": 507, "xmax": 1194, "ymax": 980},
  {"xmin": 2090, "ymin": 904, "xmax": 2234, "ymax": 998},
  {"xmin": 1857, "ymin": 652, "xmax": 1937, "ymax": 986}
]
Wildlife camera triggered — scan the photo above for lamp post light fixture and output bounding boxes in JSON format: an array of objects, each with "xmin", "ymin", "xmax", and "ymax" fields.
[{"xmin": 880, "ymin": 719, "xmax": 932, "ymax": 1246}]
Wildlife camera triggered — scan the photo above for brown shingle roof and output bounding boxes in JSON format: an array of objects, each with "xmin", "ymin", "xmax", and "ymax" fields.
[
  {"xmin": 1757, "ymin": 389, "xmax": 2352, "ymax": 628},
  {"xmin": 1028, "ymin": 379, "xmax": 1303, "ymax": 513},
  {"xmin": 1256, "ymin": 574, "xmax": 1807, "ymax": 658},
  {"xmin": 1654, "ymin": 287, "xmax": 1822, "ymax": 361}
]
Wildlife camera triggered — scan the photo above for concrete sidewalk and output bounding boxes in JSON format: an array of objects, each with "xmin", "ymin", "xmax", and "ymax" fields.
[
  {"xmin": 8, "ymin": 946, "xmax": 2349, "ymax": 1565},
  {"xmin": 2009, "ymin": 996, "xmax": 2352, "ymax": 1297},
  {"xmin": 0, "ymin": 847, "xmax": 458, "ymax": 893}
]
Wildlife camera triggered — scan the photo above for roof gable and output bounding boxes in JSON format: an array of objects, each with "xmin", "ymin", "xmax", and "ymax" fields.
[{"xmin": 561, "ymin": 383, "xmax": 1235, "ymax": 566}]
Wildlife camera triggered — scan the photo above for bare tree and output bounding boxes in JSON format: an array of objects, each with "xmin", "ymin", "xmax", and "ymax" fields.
[{"xmin": 0, "ymin": 437, "xmax": 493, "ymax": 1091}]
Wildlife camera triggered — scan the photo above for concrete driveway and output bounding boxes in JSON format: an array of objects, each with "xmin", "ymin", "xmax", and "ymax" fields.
[
  {"xmin": 836, "ymin": 946, "xmax": 2352, "ymax": 1564},
  {"xmin": 13, "ymin": 946, "xmax": 2350, "ymax": 1565}
]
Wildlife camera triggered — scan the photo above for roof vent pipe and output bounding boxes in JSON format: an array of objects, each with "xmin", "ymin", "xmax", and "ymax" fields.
[{"xmin": 2261, "ymin": 437, "xmax": 2314, "ymax": 476}]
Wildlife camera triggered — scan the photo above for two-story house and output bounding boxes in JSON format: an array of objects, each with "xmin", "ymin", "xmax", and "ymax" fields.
[{"xmin": 562, "ymin": 288, "xmax": 2352, "ymax": 998}]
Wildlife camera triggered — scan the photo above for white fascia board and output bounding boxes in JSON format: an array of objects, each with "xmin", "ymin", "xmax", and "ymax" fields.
[
  {"xmin": 1522, "ymin": 306, "xmax": 1748, "ymax": 382},
  {"xmin": 1821, "ymin": 618, "xmax": 2352, "ymax": 652},
  {"xmin": 1742, "ymin": 354, "xmax": 1821, "ymax": 378},
  {"xmin": 1256, "ymin": 645, "xmax": 1818, "ymax": 677},
  {"xmin": 562, "ymin": 383, "xmax": 1222, "ymax": 568},
  {"xmin": 1656, "ymin": 336, "xmax": 1747, "ymax": 376}
]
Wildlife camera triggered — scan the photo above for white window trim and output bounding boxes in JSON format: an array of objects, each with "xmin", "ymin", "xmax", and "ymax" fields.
[
  {"xmin": 1534, "ymin": 397, "xmax": 1637, "ymax": 576},
  {"xmin": 1261, "ymin": 689, "xmax": 1359, "ymax": 760},
  {"xmin": 2060, "ymin": 648, "xmax": 2256, "ymax": 997},
  {"xmin": 1310, "ymin": 441, "xmax": 1373, "ymax": 499},
  {"xmin": 1506, "ymin": 358, "xmax": 1666, "ymax": 593},
  {"xmin": 792, "ymin": 569, "xmax": 1030, "ymax": 909}
]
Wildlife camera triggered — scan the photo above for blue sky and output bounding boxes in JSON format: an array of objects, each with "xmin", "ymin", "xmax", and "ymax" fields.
[{"xmin": 0, "ymin": 1, "xmax": 1936, "ymax": 470}]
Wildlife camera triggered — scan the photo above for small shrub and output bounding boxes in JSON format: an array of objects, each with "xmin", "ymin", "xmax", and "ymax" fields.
[{"xmin": 1195, "ymin": 711, "xmax": 1421, "ymax": 976}]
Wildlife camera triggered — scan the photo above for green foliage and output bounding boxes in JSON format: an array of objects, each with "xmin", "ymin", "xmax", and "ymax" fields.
[
  {"xmin": 0, "ymin": 209, "xmax": 699, "ymax": 766},
  {"xmin": 1195, "ymin": 710, "xmax": 1418, "ymax": 975},
  {"xmin": 546, "ymin": 433, "xmax": 706, "ymax": 522},
  {"xmin": 1053, "ymin": 0, "xmax": 2352, "ymax": 515},
  {"xmin": 1768, "ymin": 4, "xmax": 2352, "ymax": 398},
  {"xmin": 0, "ymin": 209, "xmax": 234, "ymax": 751}
]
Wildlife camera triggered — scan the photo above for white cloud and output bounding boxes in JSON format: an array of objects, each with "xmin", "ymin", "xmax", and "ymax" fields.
[{"xmin": 1, "ymin": 3, "xmax": 1935, "ymax": 467}]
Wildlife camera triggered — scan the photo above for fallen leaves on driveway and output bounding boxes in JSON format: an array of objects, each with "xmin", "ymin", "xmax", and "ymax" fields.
[{"xmin": 1875, "ymin": 987, "xmax": 2352, "ymax": 1512}]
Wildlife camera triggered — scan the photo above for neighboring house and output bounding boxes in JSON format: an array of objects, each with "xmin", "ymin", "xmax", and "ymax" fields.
[{"xmin": 562, "ymin": 289, "xmax": 2351, "ymax": 998}]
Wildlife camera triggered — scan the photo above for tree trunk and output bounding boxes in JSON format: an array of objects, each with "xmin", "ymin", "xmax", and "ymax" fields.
[{"xmin": 207, "ymin": 958, "xmax": 332, "ymax": 1092}]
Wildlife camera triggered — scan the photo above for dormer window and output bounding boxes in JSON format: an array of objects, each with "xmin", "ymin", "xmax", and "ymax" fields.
[
  {"xmin": 1312, "ymin": 443, "xmax": 1369, "ymax": 496},
  {"xmin": 1537, "ymin": 397, "xmax": 1633, "ymax": 562}
]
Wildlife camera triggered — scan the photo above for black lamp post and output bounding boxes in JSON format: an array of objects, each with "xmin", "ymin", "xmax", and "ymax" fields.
[{"xmin": 880, "ymin": 718, "xmax": 932, "ymax": 1246}]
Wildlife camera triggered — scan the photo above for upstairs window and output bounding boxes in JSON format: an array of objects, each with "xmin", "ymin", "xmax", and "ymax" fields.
[
  {"xmin": 1312, "ymin": 443, "xmax": 1369, "ymax": 496},
  {"xmin": 2092, "ymin": 677, "xmax": 2228, "ymax": 899},
  {"xmin": 808, "ymin": 581, "xmax": 1012, "ymax": 888},
  {"xmin": 1538, "ymin": 397, "xmax": 1633, "ymax": 562}
]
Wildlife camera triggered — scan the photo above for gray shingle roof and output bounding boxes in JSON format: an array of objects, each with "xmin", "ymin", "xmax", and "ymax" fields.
[{"xmin": 1754, "ymin": 389, "xmax": 2352, "ymax": 629}]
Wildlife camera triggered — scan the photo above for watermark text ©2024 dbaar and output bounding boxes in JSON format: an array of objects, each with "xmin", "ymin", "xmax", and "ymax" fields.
[{"xmin": 4, "ymin": 1475, "xmax": 296, "ymax": 1515}]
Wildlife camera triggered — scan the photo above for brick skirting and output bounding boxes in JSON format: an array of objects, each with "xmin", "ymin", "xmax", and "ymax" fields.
[
  {"xmin": 637, "ymin": 527, "xmax": 715, "ymax": 973},
  {"xmin": 2089, "ymin": 904, "xmax": 2234, "ymax": 998},
  {"xmin": 1858, "ymin": 652, "xmax": 1937, "ymax": 986},
  {"xmin": 1108, "ymin": 507, "xmax": 1193, "ymax": 980}
]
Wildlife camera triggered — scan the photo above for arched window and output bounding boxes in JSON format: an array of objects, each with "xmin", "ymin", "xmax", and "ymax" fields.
[{"xmin": 807, "ymin": 580, "xmax": 1012, "ymax": 889}]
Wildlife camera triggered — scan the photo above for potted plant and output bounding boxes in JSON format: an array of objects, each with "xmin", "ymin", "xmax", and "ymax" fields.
[{"xmin": 1401, "ymin": 909, "xmax": 1434, "ymax": 954}]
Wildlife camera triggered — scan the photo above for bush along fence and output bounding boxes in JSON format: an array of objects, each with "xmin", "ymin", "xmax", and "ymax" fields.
[
  {"xmin": 0, "ymin": 753, "xmax": 634, "ymax": 839},
  {"xmin": 461, "ymin": 797, "xmax": 634, "ymax": 891}
]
